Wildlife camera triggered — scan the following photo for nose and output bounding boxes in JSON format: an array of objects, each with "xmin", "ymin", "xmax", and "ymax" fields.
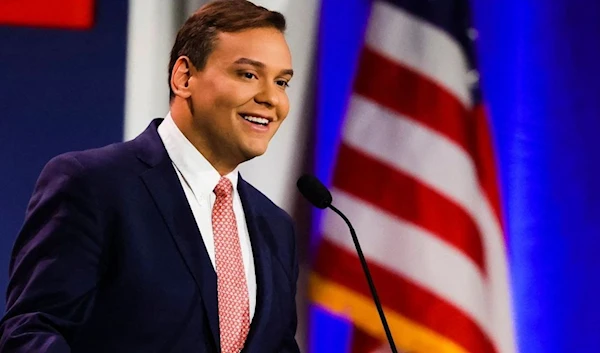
[{"xmin": 254, "ymin": 82, "xmax": 280, "ymax": 109}]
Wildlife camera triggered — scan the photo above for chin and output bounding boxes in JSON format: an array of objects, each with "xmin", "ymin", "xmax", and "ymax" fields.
[
  {"xmin": 246, "ymin": 150, "xmax": 267, "ymax": 160},
  {"xmin": 241, "ymin": 146, "xmax": 268, "ymax": 161}
]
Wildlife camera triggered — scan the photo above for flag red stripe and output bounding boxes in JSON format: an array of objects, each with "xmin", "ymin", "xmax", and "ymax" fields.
[
  {"xmin": 333, "ymin": 143, "xmax": 485, "ymax": 271},
  {"xmin": 314, "ymin": 238, "xmax": 497, "ymax": 353},
  {"xmin": 472, "ymin": 105, "xmax": 505, "ymax": 234},
  {"xmin": 354, "ymin": 46, "xmax": 478, "ymax": 169}
]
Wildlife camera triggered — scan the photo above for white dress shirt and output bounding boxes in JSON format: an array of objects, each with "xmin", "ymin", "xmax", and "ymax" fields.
[{"xmin": 157, "ymin": 113, "xmax": 256, "ymax": 319}]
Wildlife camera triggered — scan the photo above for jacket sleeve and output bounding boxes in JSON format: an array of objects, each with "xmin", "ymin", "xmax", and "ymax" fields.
[{"xmin": 0, "ymin": 154, "xmax": 107, "ymax": 353}]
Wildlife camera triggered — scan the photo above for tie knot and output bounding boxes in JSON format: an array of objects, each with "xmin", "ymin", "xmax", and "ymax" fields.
[{"xmin": 214, "ymin": 177, "xmax": 233, "ymax": 198}]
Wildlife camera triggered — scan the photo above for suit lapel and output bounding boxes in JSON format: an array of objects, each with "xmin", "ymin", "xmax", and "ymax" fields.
[
  {"xmin": 237, "ymin": 178, "xmax": 274, "ymax": 352},
  {"xmin": 135, "ymin": 120, "xmax": 220, "ymax": 349}
]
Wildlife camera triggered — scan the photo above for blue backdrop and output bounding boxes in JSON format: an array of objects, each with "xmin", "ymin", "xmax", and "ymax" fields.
[
  {"xmin": 0, "ymin": 0, "xmax": 127, "ymax": 317},
  {"xmin": 1, "ymin": 0, "xmax": 600, "ymax": 352}
]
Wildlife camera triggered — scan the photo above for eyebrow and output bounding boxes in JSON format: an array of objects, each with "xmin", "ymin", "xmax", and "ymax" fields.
[{"xmin": 234, "ymin": 57, "xmax": 294, "ymax": 77}]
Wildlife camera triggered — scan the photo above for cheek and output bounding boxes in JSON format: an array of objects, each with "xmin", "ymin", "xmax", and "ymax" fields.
[
  {"xmin": 190, "ymin": 87, "xmax": 213, "ymax": 111},
  {"xmin": 213, "ymin": 82, "xmax": 255, "ymax": 110},
  {"xmin": 278, "ymin": 96, "xmax": 290, "ymax": 120}
]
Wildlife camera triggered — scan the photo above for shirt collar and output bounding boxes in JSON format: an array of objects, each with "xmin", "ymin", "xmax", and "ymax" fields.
[{"xmin": 157, "ymin": 112, "xmax": 239, "ymax": 198}]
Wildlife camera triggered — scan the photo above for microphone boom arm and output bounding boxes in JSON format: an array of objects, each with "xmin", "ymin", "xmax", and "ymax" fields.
[{"xmin": 328, "ymin": 204, "xmax": 399, "ymax": 353}]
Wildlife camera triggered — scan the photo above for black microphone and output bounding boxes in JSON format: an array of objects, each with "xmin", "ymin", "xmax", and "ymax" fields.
[{"xmin": 297, "ymin": 174, "xmax": 399, "ymax": 353}]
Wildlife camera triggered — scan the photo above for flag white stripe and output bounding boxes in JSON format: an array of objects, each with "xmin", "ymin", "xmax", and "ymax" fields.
[
  {"xmin": 479, "ymin": 199, "xmax": 516, "ymax": 353},
  {"xmin": 366, "ymin": 1, "xmax": 472, "ymax": 107},
  {"xmin": 323, "ymin": 189, "xmax": 493, "ymax": 337}
]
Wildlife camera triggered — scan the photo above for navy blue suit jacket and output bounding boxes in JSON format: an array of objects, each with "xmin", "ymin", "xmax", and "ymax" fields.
[{"xmin": 0, "ymin": 119, "xmax": 300, "ymax": 352}]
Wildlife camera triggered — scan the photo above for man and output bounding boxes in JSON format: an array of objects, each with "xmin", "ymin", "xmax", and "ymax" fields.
[{"xmin": 0, "ymin": 1, "xmax": 299, "ymax": 352}]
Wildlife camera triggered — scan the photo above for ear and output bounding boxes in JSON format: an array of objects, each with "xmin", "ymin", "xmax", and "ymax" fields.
[{"xmin": 170, "ymin": 56, "xmax": 195, "ymax": 99}]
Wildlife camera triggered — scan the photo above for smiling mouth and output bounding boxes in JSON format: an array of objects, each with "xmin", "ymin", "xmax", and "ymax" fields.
[{"xmin": 240, "ymin": 114, "xmax": 270, "ymax": 126}]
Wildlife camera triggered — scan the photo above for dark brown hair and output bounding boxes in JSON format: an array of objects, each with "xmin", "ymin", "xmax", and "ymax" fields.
[{"xmin": 168, "ymin": 0, "xmax": 287, "ymax": 99}]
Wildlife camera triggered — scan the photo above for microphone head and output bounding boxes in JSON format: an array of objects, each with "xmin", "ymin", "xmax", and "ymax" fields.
[{"xmin": 296, "ymin": 174, "xmax": 332, "ymax": 209}]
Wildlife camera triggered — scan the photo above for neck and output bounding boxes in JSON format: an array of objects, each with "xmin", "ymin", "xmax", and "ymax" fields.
[{"xmin": 169, "ymin": 102, "xmax": 239, "ymax": 176}]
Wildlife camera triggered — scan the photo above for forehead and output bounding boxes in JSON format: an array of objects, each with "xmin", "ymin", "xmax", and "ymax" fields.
[{"xmin": 209, "ymin": 28, "xmax": 292, "ymax": 69}]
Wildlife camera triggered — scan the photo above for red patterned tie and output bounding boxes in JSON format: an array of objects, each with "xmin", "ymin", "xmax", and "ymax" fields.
[{"xmin": 212, "ymin": 177, "xmax": 250, "ymax": 352}]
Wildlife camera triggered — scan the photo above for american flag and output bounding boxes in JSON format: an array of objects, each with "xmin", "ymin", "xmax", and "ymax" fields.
[{"xmin": 310, "ymin": 0, "xmax": 516, "ymax": 352}]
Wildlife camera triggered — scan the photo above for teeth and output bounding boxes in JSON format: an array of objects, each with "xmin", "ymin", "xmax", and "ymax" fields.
[{"xmin": 242, "ymin": 115, "xmax": 269, "ymax": 125}]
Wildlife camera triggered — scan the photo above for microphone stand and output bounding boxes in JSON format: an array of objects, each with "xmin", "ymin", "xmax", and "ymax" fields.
[{"xmin": 329, "ymin": 204, "xmax": 399, "ymax": 353}]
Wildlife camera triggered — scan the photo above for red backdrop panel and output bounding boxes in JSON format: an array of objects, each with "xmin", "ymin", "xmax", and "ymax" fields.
[{"xmin": 0, "ymin": 0, "xmax": 95, "ymax": 29}]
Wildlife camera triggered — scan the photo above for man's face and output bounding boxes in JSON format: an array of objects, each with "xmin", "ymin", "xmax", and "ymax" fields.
[{"xmin": 187, "ymin": 27, "xmax": 293, "ymax": 168}]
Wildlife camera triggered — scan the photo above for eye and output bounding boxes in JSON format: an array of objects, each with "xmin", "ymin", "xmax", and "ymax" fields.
[
  {"xmin": 242, "ymin": 72, "xmax": 257, "ymax": 80},
  {"xmin": 276, "ymin": 80, "xmax": 290, "ymax": 89}
]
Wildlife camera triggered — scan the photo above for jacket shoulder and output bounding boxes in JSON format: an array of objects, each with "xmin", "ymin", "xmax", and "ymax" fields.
[{"xmin": 53, "ymin": 139, "xmax": 139, "ymax": 173}]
